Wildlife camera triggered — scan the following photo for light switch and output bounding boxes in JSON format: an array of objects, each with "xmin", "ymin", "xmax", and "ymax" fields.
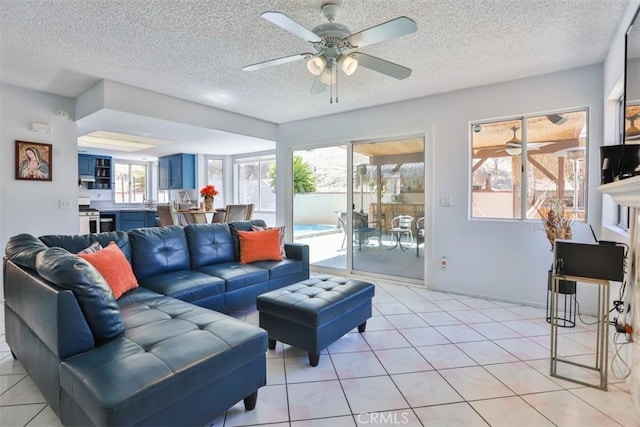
[{"xmin": 440, "ymin": 194, "xmax": 453, "ymax": 207}]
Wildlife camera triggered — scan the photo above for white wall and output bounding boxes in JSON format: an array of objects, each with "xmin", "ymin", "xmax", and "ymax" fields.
[
  {"xmin": 278, "ymin": 65, "xmax": 604, "ymax": 311},
  {"xmin": 602, "ymin": 0, "xmax": 640, "ymax": 414},
  {"xmin": 0, "ymin": 84, "xmax": 78, "ymax": 300}
]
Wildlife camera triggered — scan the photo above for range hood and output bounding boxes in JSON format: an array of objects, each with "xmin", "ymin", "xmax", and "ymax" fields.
[{"xmin": 79, "ymin": 175, "xmax": 95, "ymax": 182}]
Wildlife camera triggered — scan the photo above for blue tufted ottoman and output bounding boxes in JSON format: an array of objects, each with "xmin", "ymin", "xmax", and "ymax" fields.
[{"xmin": 257, "ymin": 275, "xmax": 375, "ymax": 366}]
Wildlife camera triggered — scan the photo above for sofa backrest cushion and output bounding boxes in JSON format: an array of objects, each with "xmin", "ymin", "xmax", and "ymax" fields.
[
  {"xmin": 35, "ymin": 247, "xmax": 124, "ymax": 343},
  {"xmin": 128, "ymin": 226, "xmax": 190, "ymax": 280},
  {"xmin": 227, "ymin": 220, "xmax": 267, "ymax": 262},
  {"xmin": 39, "ymin": 231, "xmax": 131, "ymax": 261},
  {"xmin": 184, "ymin": 224, "xmax": 234, "ymax": 268},
  {"xmin": 5, "ymin": 233, "xmax": 48, "ymax": 270}
]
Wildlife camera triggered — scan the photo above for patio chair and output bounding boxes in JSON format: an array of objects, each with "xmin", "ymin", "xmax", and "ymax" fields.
[
  {"xmin": 337, "ymin": 211, "xmax": 348, "ymax": 250},
  {"xmin": 337, "ymin": 211, "xmax": 381, "ymax": 250},
  {"xmin": 389, "ymin": 215, "xmax": 414, "ymax": 251},
  {"xmin": 370, "ymin": 203, "xmax": 386, "ymax": 234},
  {"xmin": 415, "ymin": 216, "xmax": 425, "ymax": 257}
]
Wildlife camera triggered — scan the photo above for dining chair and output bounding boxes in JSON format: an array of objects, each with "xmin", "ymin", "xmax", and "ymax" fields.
[
  {"xmin": 211, "ymin": 211, "xmax": 226, "ymax": 223},
  {"xmin": 224, "ymin": 204, "xmax": 250, "ymax": 222},
  {"xmin": 245, "ymin": 204, "xmax": 254, "ymax": 220},
  {"xmin": 156, "ymin": 204, "xmax": 177, "ymax": 226},
  {"xmin": 182, "ymin": 212, "xmax": 208, "ymax": 224}
]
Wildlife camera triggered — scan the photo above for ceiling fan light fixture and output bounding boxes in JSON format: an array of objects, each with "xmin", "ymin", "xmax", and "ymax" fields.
[
  {"xmin": 307, "ymin": 55, "xmax": 326, "ymax": 76},
  {"xmin": 504, "ymin": 126, "xmax": 522, "ymax": 156},
  {"xmin": 319, "ymin": 66, "xmax": 334, "ymax": 85},
  {"xmin": 505, "ymin": 146, "xmax": 522, "ymax": 156},
  {"xmin": 338, "ymin": 54, "xmax": 358, "ymax": 76}
]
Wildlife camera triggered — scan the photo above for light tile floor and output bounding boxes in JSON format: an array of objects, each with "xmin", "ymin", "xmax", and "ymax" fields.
[{"xmin": 1, "ymin": 280, "xmax": 639, "ymax": 426}]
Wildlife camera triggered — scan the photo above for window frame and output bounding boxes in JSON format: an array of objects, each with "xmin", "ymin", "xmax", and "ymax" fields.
[
  {"xmin": 205, "ymin": 155, "xmax": 225, "ymax": 209},
  {"xmin": 470, "ymin": 108, "xmax": 589, "ymax": 222},
  {"xmin": 233, "ymin": 152, "xmax": 276, "ymax": 212},
  {"xmin": 113, "ymin": 159, "xmax": 149, "ymax": 204},
  {"xmin": 616, "ymin": 98, "xmax": 631, "ymax": 230}
]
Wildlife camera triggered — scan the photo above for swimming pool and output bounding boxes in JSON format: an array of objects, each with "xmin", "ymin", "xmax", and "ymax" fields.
[{"xmin": 293, "ymin": 223, "xmax": 339, "ymax": 238}]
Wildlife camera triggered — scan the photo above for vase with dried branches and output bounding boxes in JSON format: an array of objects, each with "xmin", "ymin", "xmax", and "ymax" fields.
[
  {"xmin": 538, "ymin": 198, "xmax": 573, "ymax": 250},
  {"xmin": 539, "ymin": 198, "xmax": 576, "ymax": 327}
]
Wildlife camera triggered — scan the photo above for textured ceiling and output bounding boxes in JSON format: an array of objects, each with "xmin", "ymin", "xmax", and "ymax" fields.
[{"xmin": 0, "ymin": 0, "xmax": 630, "ymax": 126}]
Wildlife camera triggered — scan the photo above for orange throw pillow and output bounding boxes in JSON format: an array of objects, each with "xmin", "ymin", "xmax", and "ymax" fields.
[
  {"xmin": 78, "ymin": 242, "xmax": 138, "ymax": 299},
  {"xmin": 238, "ymin": 228, "xmax": 283, "ymax": 264}
]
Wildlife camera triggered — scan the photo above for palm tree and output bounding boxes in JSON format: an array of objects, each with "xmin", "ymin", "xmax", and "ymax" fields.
[{"xmin": 268, "ymin": 156, "xmax": 316, "ymax": 193}]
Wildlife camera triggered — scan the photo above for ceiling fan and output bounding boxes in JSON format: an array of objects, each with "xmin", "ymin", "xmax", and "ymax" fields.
[
  {"xmin": 504, "ymin": 126, "xmax": 554, "ymax": 156},
  {"xmin": 243, "ymin": 2, "xmax": 417, "ymax": 102}
]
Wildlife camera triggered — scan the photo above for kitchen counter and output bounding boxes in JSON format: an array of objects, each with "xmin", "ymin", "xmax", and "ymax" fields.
[{"xmin": 98, "ymin": 209, "xmax": 157, "ymax": 232}]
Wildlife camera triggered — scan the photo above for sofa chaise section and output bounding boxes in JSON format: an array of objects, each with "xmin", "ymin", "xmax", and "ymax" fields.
[{"xmin": 59, "ymin": 293, "xmax": 267, "ymax": 426}]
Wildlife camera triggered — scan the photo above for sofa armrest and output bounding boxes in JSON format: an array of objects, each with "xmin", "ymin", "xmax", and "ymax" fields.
[
  {"xmin": 284, "ymin": 243, "xmax": 309, "ymax": 266},
  {"xmin": 3, "ymin": 259, "xmax": 95, "ymax": 359}
]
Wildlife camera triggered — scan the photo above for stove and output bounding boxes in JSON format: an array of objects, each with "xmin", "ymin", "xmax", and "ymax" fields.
[{"xmin": 78, "ymin": 197, "xmax": 100, "ymax": 234}]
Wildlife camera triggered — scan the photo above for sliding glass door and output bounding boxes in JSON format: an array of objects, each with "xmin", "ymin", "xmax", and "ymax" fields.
[
  {"xmin": 291, "ymin": 137, "xmax": 425, "ymax": 282},
  {"xmin": 292, "ymin": 146, "xmax": 347, "ymax": 271},
  {"xmin": 352, "ymin": 138, "xmax": 425, "ymax": 280}
]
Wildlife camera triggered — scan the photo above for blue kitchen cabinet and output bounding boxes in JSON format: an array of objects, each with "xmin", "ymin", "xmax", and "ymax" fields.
[
  {"xmin": 93, "ymin": 156, "xmax": 112, "ymax": 190},
  {"xmin": 78, "ymin": 154, "xmax": 95, "ymax": 176},
  {"xmin": 118, "ymin": 211, "xmax": 156, "ymax": 231},
  {"xmin": 78, "ymin": 154, "xmax": 112, "ymax": 189},
  {"xmin": 158, "ymin": 153, "xmax": 195, "ymax": 189}
]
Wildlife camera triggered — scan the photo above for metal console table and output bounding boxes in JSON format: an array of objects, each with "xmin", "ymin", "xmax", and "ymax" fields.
[{"xmin": 549, "ymin": 274, "xmax": 610, "ymax": 390}]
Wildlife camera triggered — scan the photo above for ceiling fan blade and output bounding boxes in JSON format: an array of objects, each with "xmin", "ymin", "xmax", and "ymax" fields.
[
  {"xmin": 261, "ymin": 12, "xmax": 321, "ymax": 43},
  {"xmin": 350, "ymin": 52, "xmax": 412, "ymax": 79},
  {"xmin": 243, "ymin": 53, "xmax": 310, "ymax": 71},
  {"xmin": 347, "ymin": 16, "xmax": 417, "ymax": 48},
  {"xmin": 310, "ymin": 76, "xmax": 326, "ymax": 94}
]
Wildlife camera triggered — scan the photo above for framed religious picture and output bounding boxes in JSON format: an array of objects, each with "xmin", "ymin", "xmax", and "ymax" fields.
[{"xmin": 15, "ymin": 141, "xmax": 52, "ymax": 181}]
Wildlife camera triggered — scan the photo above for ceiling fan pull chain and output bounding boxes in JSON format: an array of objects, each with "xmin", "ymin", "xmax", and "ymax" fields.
[
  {"xmin": 336, "ymin": 65, "xmax": 339, "ymax": 103},
  {"xmin": 330, "ymin": 65, "xmax": 334, "ymax": 104},
  {"xmin": 330, "ymin": 78, "xmax": 333, "ymax": 104}
]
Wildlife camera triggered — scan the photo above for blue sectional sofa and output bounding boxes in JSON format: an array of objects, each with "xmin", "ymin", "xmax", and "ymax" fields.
[{"xmin": 3, "ymin": 221, "xmax": 309, "ymax": 426}]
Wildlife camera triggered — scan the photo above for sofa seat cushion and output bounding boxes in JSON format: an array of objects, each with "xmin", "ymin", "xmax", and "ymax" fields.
[
  {"xmin": 60, "ymin": 296, "xmax": 267, "ymax": 426},
  {"xmin": 139, "ymin": 270, "xmax": 225, "ymax": 304},
  {"xmin": 251, "ymin": 258, "xmax": 304, "ymax": 280},
  {"xmin": 198, "ymin": 262, "xmax": 269, "ymax": 292}
]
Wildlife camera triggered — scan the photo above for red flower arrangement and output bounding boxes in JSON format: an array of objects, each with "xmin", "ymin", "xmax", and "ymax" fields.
[{"xmin": 200, "ymin": 185, "xmax": 219, "ymax": 199}]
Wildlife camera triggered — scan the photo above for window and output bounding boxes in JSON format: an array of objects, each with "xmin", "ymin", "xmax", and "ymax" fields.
[
  {"xmin": 114, "ymin": 161, "xmax": 147, "ymax": 203},
  {"xmin": 206, "ymin": 157, "xmax": 224, "ymax": 209},
  {"xmin": 234, "ymin": 155, "xmax": 275, "ymax": 211},
  {"xmin": 471, "ymin": 109, "xmax": 588, "ymax": 220}
]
